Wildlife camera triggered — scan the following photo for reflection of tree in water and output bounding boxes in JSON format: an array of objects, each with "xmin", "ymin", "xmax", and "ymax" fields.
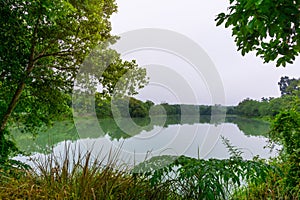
[
  {"xmin": 13, "ymin": 116, "xmax": 270, "ymax": 154},
  {"xmin": 11, "ymin": 121, "xmax": 79, "ymax": 154},
  {"xmin": 225, "ymin": 117, "xmax": 270, "ymax": 136}
]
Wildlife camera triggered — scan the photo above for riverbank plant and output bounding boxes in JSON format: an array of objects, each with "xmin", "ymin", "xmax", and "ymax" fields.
[
  {"xmin": 0, "ymin": 147, "xmax": 172, "ymax": 200},
  {"xmin": 133, "ymin": 137, "xmax": 278, "ymax": 200},
  {"xmin": 232, "ymin": 104, "xmax": 300, "ymax": 199},
  {"xmin": 0, "ymin": 140, "xmax": 296, "ymax": 199}
]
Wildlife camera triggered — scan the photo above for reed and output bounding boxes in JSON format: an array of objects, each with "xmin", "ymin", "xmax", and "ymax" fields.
[{"xmin": 0, "ymin": 144, "xmax": 172, "ymax": 200}]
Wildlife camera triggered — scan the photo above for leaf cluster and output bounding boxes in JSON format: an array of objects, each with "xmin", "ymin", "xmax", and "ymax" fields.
[
  {"xmin": 269, "ymin": 108, "xmax": 300, "ymax": 188},
  {"xmin": 0, "ymin": 0, "xmax": 148, "ymax": 158},
  {"xmin": 216, "ymin": 0, "xmax": 300, "ymax": 66},
  {"xmin": 134, "ymin": 153, "xmax": 275, "ymax": 199}
]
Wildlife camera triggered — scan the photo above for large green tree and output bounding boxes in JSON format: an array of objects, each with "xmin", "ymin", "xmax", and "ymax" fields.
[
  {"xmin": 0, "ymin": 0, "xmax": 147, "ymax": 159},
  {"xmin": 216, "ymin": 0, "xmax": 300, "ymax": 66}
]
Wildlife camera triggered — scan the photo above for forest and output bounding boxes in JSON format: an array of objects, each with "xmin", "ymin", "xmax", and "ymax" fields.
[{"xmin": 95, "ymin": 76, "xmax": 299, "ymax": 121}]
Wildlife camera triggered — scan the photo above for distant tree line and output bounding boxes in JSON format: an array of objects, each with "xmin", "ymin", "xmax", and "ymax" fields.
[
  {"xmin": 95, "ymin": 95, "xmax": 226, "ymax": 119},
  {"xmin": 231, "ymin": 76, "xmax": 300, "ymax": 118},
  {"xmin": 95, "ymin": 76, "xmax": 299, "ymax": 119}
]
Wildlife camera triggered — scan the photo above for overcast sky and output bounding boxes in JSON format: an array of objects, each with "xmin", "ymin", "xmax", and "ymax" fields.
[{"xmin": 110, "ymin": 0, "xmax": 300, "ymax": 105}]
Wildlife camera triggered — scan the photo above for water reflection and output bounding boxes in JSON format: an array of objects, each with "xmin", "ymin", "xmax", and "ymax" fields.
[{"xmin": 12, "ymin": 116, "xmax": 277, "ymax": 165}]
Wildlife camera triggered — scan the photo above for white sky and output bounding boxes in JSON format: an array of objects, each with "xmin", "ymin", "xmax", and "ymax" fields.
[{"xmin": 110, "ymin": 0, "xmax": 300, "ymax": 105}]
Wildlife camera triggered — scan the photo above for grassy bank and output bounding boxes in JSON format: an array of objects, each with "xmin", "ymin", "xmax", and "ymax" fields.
[
  {"xmin": 1, "ymin": 152, "xmax": 299, "ymax": 199},
  {"xmin": 0, "ymin": 151, "xmax": 173, "ymax": 200}
]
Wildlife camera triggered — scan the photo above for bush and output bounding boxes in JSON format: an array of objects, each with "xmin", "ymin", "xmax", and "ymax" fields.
[
  {"xmin": 233, "ymin": 105, "xmax": 300, "ymax": 199},
  {"xmin": 134, "ymin": 138, "xmax": 276, "ymax": 200}
]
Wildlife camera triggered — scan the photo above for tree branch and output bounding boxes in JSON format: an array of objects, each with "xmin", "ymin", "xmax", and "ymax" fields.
[
  {"xmin": 33, "ymin": 50, "xmax": 74, "ymax": 62},
  {"xmin": 0, "ymin": 2, "xmax": 42, "ymax": 134}
]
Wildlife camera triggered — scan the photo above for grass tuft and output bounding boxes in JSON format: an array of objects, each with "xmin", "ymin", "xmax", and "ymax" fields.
[{"xmin": 0, "ymin": 144, "xmax": 172, "ymax": 200}]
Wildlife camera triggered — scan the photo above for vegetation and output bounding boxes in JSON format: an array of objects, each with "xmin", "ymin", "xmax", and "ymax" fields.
[
  {"xmin": 231, "ymin": 76, "xmax": 300, "ymax": 118},
  {"xmin": 8, "ymin": 76, "xmax": 298, "ymax": 199},
  {"xmin": 0, "ymin": 0, "xmax": 147, "ymax": 161},
  {"xmin": 0, "ymin": 149, "xmax": 171, "ymax": 200},
  {"xmin": 134, "ymin": 147, "xmax": 275, "ymax": 200},
  {"xmin": 0, "ymin": 135, "xmax": 291, "ymax": 200},
  {"xmin": 134, "ymin": 98, "xmax": 300, "ymax": 199},
  {"xmin": 95, "ymin": 76, "xmax": 299, "ymax": 120},
  {"xmin": 1, "ymin": 0, "xmax": 300, "ymax": 199},
  {"xmin": 217, "ymin": 9, "xmax": 300, "ymax": 196},
  {"xmin": 232, "ymin": 100, "xmax": 300, "ymax": 199},
  {"xmin": 95, "ymin": 94, "xmax": 226, "ymax": 119},
  {"xmin": 216, "ymin": 0, "xmax": 300, "ymax": 67}
]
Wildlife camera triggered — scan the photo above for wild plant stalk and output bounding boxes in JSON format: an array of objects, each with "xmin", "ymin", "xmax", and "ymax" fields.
[{"xmin": 0, "ymin": 143, "xmax": 172, "ymax": 200}]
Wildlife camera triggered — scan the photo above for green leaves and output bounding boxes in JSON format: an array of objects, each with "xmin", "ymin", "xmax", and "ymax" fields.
[
  {"xmin": 0, "ymin": 0, "xmax": 148, "ymax": 158},
  {"xmin": 270, "ymin": 109, "xmax": 300, "ymax": 155},
  {"xmin": 135, "ymin": 154, "xmax": 275, "ymax": 199},
  {"xmin": 267, "ymin": 98, "xmax": 300, "ymax": 193},
  {"xmin": 216, "ymin": 0, "xmax": 300, "ymax": 66},
  {"xmin": 215, "ymin": 13, "xmax": 226, "ymax": 26},
  {"xmin": 255, "ymin": 0, "xmax": 264, "ymax": 6}
]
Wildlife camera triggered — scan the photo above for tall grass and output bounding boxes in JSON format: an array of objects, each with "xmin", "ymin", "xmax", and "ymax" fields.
[
  {"xmin": 0, "ymin": 145, "xmax": 172, "ymax": 200},
  {"xmin": 1, "ymin": 139, "xmax": 296, "ymax": 199}
]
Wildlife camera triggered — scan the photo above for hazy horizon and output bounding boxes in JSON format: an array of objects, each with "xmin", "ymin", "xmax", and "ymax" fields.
[{"xmin": 111, "ymin": 0, "xmax": 300, "ymax": 106}]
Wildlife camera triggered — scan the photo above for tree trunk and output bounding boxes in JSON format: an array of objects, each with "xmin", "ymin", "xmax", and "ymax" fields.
[
  {"xmin": 0, "ymin": 81, "xmax": 26, "ymax": 134},
  {"xmin": 0, "ymin": 16, "xmax": 38, "ymax": 137},
  {"xmin": 0, "ymin": 60, "xmax": 35, "ymax": 137},
  {"xmin": 0, "ymin": 8, "xmax": 40, "ymax": 150}
]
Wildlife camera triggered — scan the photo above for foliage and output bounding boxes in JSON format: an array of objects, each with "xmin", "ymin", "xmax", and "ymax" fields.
[
  {"xmin": 234, "ymin": 107, "xmax": 300, "ymax": 199},
  {"xmin": 0, "ymin": 129, "xmax": 19, "ymax": 161},
  {"xmin": 135, "ymin": 155, "xmax": 274, "ymax": 199},
  {"xmin": 234, "ymin": 98, "xmax": 262, "ymax": 117},
  {"xmin": 95, "ymin": 95, "xmax": 226, "ymax": 120},
  {"xmin": 0, "ymin": 149, "xmax": 171, "ymax": 200},
  {"xmin": 96, "ymin": 96, "xmax": 153, "ymax": 118},
  {"xmin": 134, "ymin": 138, "xmax": 276, "ymax": 200},
  {"xmin": 216, "ymin": 0, "xmax": 300, "ymax": 66},
  {"xmin": 0, "ymin": 0, "xmax": 147, "ymax": 159},
  {"xmin": 228, "ymin": 76, "xmax": 299, "ymax": 118},
  {"xmin": 269, "ymin": 109, "xmax": 300, "ymax": 189},
  {"xmin": 278, "ymin": 76, "xmax": 300, "ymax": 96},
  {"xmin": 233, "ymin": 160, "xmax": 299, "ymax": 199},
  {"xmin": 233, "ymin": 96, "xmax": 300, "ymax": 199},
  {"xmin": 233, "ymin": 89, "xmax": 298, "ymax": 118},
  {"xmin": 0, "ymin": 158, "xmax": 30, "ymax": 180},
  {"xmin": 1, "ymin": 0, "xmax": 112, "ymax": 130}
]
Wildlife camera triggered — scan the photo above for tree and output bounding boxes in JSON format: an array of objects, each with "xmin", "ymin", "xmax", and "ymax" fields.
[
  {"xmin": 278, "ymin": 76, "xmax": 300, "ymax": 96},
  {"xmin": 235, "ymin": 98, "xmax": 261, "ymax": 117},
  {"xmin": 0, "ymin": 0, "xmax": 147, "ymax": 159},
  {"xmin": 216, "ymin": 0, "xmax": 300, "ymax": 66},
  {"xmin": 269, "ymin": 108, "xmax": 300, "ymax": 190}
]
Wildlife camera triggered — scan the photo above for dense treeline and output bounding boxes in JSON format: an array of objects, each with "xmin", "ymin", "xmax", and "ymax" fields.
[
  {"xmin": 96, "ymin": 76, "xmax": 299, "ymax": 119},
  {"xmin": 231, "ymin": 76, "xmax": 300, "ymax": 118},
  {"xmin": 95, "ymin": 94, "xmax": 225, "ymax": 119}
]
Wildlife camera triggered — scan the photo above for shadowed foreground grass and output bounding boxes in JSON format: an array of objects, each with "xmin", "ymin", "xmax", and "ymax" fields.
[
  {"xmin": 1, "ymin": 144, "xmax": 299, "ymax": 199},
  {"xmin": 0, "ymin": 149, "xmax": 175, "ymax": 200}
]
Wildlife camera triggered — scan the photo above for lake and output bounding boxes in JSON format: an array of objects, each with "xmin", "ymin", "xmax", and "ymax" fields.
[{"xmin": 13, "ymin": 115, "xmax": 280, "ymax": 167}]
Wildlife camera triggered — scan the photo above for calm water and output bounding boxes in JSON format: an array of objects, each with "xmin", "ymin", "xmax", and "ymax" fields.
[{"xmin": 13, "ymin": 116, "xmax": 280, "ymax": 166}]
